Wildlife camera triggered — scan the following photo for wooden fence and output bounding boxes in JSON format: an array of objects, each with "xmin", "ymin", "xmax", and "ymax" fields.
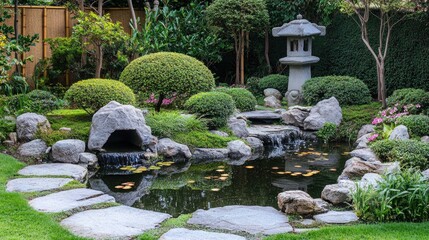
[{"xmin": 4, "ymin": 6, "xmax": 144, "ymax": 85}]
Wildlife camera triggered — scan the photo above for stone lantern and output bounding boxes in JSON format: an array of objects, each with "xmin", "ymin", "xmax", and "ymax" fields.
[{"xmin": 272, "ymin": 14, "xmax": 326, "ymax": 106}]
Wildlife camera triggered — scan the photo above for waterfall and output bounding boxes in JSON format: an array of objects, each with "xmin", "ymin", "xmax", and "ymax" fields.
[{"xmin": 97, "ymin": 151, "xmax": 147, "ymax": 175}]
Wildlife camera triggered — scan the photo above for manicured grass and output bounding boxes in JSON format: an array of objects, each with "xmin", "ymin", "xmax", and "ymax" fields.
[
  {"xmin": 0, "ymin": 154, "xmax": 86, "ymax": 240},
  {"xmin": 265, "ymin": 222, "xmax": 429, "ymax": 240}
]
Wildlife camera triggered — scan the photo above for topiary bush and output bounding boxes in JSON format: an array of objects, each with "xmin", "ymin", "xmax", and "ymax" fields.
[
  {"xmin": 119, "ymin": 52, "xmax": 215, "ymax": 111},
  {"xmin": 302, "ymin": 76, "xmax": 371, "ymax": 106},
  {"xmin": 64, "ymin": 79, "xmax": 136, "ymax": 114},
  {"xmin": 387, "ymin": 88, "xmax": 429, "ymax": 114},
  {"xmin": 214, "ymin": 87, "xmax": 257, "ymax": 112},
  {"xmin": 184, "ymin": 92, "xmax": 235, "ymax": 129},
  {"xmin": 371, "ymin": 139, "xmax": 429, "ymax": 170},
  {"xmin": 257, "ymin": 74, "xmax": 288, "ymax": 94},
  {"xmin": 396, "ymin": 115, "xmax": 429, "ymax": 138}
]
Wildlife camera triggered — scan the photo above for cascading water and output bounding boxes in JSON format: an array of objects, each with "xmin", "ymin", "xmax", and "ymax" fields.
[{"xmin": 97, "ymin": 151, "xmax": 147, "ymax": 175}]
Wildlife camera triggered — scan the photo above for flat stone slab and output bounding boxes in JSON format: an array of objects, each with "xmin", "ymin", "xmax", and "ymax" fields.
[
  {"xmin": 29, "ymin": 188, "xmax": 115, "ymax": 213},
  {"xmin": 313, "ymin": 211, "xmax": 359, "ymax": 224},
  {"xmin": 239, "ymin": 111, "xmax": 282, "ymax": 120},
  {"xmin": 188, "ymin": 205, "xmax": 293, "ymax": 235},
  {"xmin": 6, "ymin": 178, "xmax": 73, "ymax": 193},
  {"xmin": 18, "ymin": 163, "xmax": 88, "ymax": 182},
  {"xmin": 160, "ymin": 228, "xmax": 246, "ymax": 240},
  {"xmin": 61, "ymin": 206, "xmax": 171, "ymax": 239}
]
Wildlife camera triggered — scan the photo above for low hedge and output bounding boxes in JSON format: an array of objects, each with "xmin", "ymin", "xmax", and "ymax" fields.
[
  {"xmin": 257, "ymin": 74, "xmax": 288, "ymax": 94},
  {"xmin": 302, "ymin": 75, "xmax": 371, "ymax": 106},
  {"xmin": 396, "ymin": 115, "xmax": 429, "ymax": 138},
  {"xmin": 64, "ymin": 79, "xmax": 136, "ymax": 114},
  {"xmin": 214, "ymin": 87, "xmax": 257, "ymax": 112},
  {"xmin": 184, "ymin": 92, "xmax": 235, "ymax": 129},
  {"xmin": 387, "ymin": 88, "xmax": 429, "ymax": 114}
]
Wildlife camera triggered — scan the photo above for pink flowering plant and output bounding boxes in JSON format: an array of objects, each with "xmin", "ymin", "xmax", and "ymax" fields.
[
  {"xmin": 145, "ymin": 93, "xmax": 177, "ymax": 108},
  {"xmin": 369, "ymin": 103, "xmax": 420, "ymax": 141}
]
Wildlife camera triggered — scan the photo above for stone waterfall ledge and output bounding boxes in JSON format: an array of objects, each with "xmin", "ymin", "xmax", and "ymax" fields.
[{"xmin": 61, "ymin": 206, "xmax": 171, "ymax": 240}]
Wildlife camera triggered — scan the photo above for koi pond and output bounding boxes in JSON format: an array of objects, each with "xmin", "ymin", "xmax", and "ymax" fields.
[{"xmin": 89, "ymin": 143, "xmax": 351, "ymax": 217}]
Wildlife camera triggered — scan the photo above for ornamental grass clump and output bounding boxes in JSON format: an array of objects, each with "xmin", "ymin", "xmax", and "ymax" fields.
[
  {"xmin": 353, "ymin": 169, "xmax": 429, "ymax": 222},
  {"xmin": 184, "ymin": 92, "xmax": 235, "ymax": 129},
  {"xmin": 64, "ymin": 78, "xmax": 135, "ymax": 114}
]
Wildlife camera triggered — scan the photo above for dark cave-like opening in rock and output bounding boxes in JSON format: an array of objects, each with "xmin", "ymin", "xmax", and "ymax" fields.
[{"xmin": 103, "ymin": 130, "xmax": 143, "ymax": 152}]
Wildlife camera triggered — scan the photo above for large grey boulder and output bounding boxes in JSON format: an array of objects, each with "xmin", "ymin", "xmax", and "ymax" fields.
[
  {"xmin": 16, "ymin": 113, "xmax": 51, "ymax": 142},
  {"xmin": 422, "ymin": 136, "xmax": 429, "ymax": 143},
  {"xmin": 389, "ymin": 125, "xmax": 409, "ymax": 140},
  {"xmin": 350, "ymin": 148, "xmax": 379, "ymax": 162},
  {"xmin": 245, "ymin": 137, "xmax": 264, "ymax": 152},
  {"xmin": 61, "ymin": 206, "xmax": 171, "ymax": 239},
  {"xmin": 78, "ymin": 152, "xmax": 98, "ymax": 168},
  {"xmin": 422, "ymin": 169, "xmax": 429, "ymax": 180},
  {"xmin": 188, "ymin": 205, "xmax": 293, "ymax": 235},
  {"xmin": 17, "ymin": 139, "xmax": 47, "ymax": 158},
  {"xmin": 29, "ymin": 188, "xmax": 115, "ymax": 212},
  {"xmin": 264, "ymin": 96, "xmax": 282, "ymax": 108},
  {"xmin": 227, "ymin": 140, "xmax": 251, "ymax": 159},
  {"xmin": 52, "ymin": 139, "xmax": 86, "ymax": 164},
  {"xmin": 360, "ymin": 173, "xmax": 382, "ymax": 188},
  {"xmin": 157, "ymin": 138, "xmax": 192, "ymax": 160},
  {"xmin": 277, "ymin": 190, "xmax": 328, "ymax": 215},
  {"xmin": 321, "ymin": 180, "xmax": 355, "ymax": 205},
  {"xmin": 192, "ymin": 148, "xmax": 229, "ymax": 161},
  {"xmin": 264, "ymin": 88, "xmax": 282, "ymax": 100},
  {"xmin": 357, "ymin": 124, "xmax": 376, "ymax": 139},
  {"xmin": 160, "ymin": 228, "xmax": 246, "ymax": 240},
  {"xmin": 338, "ymin": 157, "xmax": 380, "ymax": 180},
  {"xmin": 6, "ymin": 178, "xmax": 73, "ymax": 193},
  {"xmin": 282, "ymin": 108, "xmax": 309, "ymax": 128},
  {"xmin": 303, "ymin": 97, "xmax": 342, "ymax": 130},
  {"xmin": 227, "ymin": 118, "xmax": 249, "ymax": 138},
  {"xmin": 88, "ymin": 101, "xmax": 156, "ymax": 151},
  {"xmin": 355, "ymin": 133, "xmax": 372, "ymax": 149},
  {"xmin": 313, "ymin": 211, "xmax": 358, "ymax": 224},
  {"xmin": 18, "ymin": 163, "xmax": 88, "ymax": 182},
  {"xmin": 210, "ymin": 130, "xmax": 229, "ymax": 137}
]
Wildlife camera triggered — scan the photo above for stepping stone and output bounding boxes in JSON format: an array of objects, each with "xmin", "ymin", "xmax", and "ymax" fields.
[
  {"xmin": 6, "ymin": 178, "xmax": 73, "ymax": 193},
  {"xmin": 29, "ymin": 188, "xmax": 115, "ymax": 213},
  {"xmin": 313, "ymin": 211, "xmax": 359, "ymax": 224},
  {"xmin": 188, "ymin": 205, "xmax": 293, "ymax": 235},
  {"xmin": 18, "ymin": 163, "xmax": 88, "ymax": 182},
  {"xmin": 160, "ymin": 228, "xmax": 246, "ymax": 240},
  {"xmin": 61, "ymin": 206, "xmax": 171, "ymax": 239},
  {"xmin": 239, "ymin": 111, "xmax": 282, "ymax": 120}
]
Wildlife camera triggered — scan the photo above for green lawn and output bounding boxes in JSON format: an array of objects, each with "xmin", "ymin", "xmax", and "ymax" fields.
[{"xmin": 0, "ymin": 154, "xmax": 86, "ymax": 240}]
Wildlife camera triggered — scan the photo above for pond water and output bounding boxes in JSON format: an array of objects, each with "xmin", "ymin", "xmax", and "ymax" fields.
[{"xmin": 89, "ymin": 142, "xmax": 351, "ymax": 217}]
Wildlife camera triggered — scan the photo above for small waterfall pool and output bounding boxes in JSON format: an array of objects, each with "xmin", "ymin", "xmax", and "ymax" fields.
[{"xmin": 89, "ymin": 141, "xmax": 351, "ymax": 217}]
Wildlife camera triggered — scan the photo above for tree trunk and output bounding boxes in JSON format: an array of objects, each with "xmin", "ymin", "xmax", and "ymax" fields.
[
  {"xmin": 155, "ymin": 94, "xmax": 165, "ymax": 112},
  {"xmin": 79, "ymin": 0, "xmax": 87, "ymax": 66},
  {"xmin": 14, "ymin": 0, "xmax": 21, "ymax": 74},
  {"xmin": 98, "ymin": 0, "xmax": 103, "ymax": 16},
  {"xmin": 378, "ymin": 59, "xmax": 387, "ymax": 108},
  {"xmin": 128, "ymin": 0, "xmax": 138, "ymax": 30},
  {"xmin": 240, "ymin": 30, "xmax": 245, "ymax": 85},
  {"xmin": 264, "ymin": 29, "xmax": 272, "ymax": 74},
  {"xmin": 95, "ymin": 45, "xmax": 103, "ymax": 78},
  {"xmin": 234, "ymin": 35, "xmax": 240, "ymax": 85}
]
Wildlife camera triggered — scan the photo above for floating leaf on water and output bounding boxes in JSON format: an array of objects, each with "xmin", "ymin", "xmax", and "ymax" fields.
[
  {"xmin": 342, "ymin": 152, "xmax": 350, "ymax": 155},
  {"xmin": 204, "ymin": 176, "xmax": 212, "ymax": 180},
  {"xmin": 322, "ymin": 153, "xmax": 328, "ymax": 156},
  {"xmin": 293, "ymin": 172, "xmax": 302, "ymax": 175},
  {"xmin": 277, "ymin": 171, "xmax": 286, "ymax": 175},
  {"xmin": 305, "ymin": 170, "xmax": 312, "ymax": 173},
  {"xmin": 187, "ymin": 180, "xmax": 196, "ymax": 184},
  {"xmin": 162, "ymin": 163, "xmax": 172, "ymax": 167},
  {"xmin": 329, "ymin": 168, "xmax": 337, "ymax": 172},
  {"xmin": 212, "ymin": 176, "xmax": 219, "ymax": 179},
  {"xmin": 219, "ymin": 177, "xmax": 228, "ymax": 181},
  {"xmin": 211, "ymin": 188, "xmax": 220, "ymax": 192},
  {"xmin": 285, "ymin": 171, "xmax": 292, "ymax": 174},
  {"xmin": 133, "ymin": 170, "xmax": 143, "ymax": 174},
  {"xmin": 303, "ymin": 173, "xmax": 313, "ymax": 177},
  {"xmin": 123, "ymin": 186, "xmax": 132, "ymax": 190},
  {"xmin": 220, "ymin": 174, "xmax": 229, "ymax": 177},
  {"xmin": 217, "ymin": 166, "xmax": 225, "ymax": 169},
  {"xmin": 156, "ymin": 162, "xmax": 164, "ymax": 166},
  {"xmin": 245, "ymin": 166, "xmax": 254, "ymax": 169},
  {"xmin": 137, "ymin": 167, "xmax": 148, "ymax": 171},
  {"xmin": 294, "ymin": 165, "xmax": 302, "ymax": 168},
  {"xmin": 216, "ymin": 169, "xmax": 225, "ymax": 172},
  {"xmin": 271, "ymin": 167, "xmax": 279, "ymax": 170},
  {"xmin": 129, "ymin": 168, "xmax": 137, "ymax": 171},
  {"xmin": 308, "ymin": 148, "xmax": 314, "ymax": 151},
  {"xmin": 149, "ymin": 166, "xmax": 161, "ymax": 170},
  {"xmin": 311, "ymin": 170, "xmax": 320, "ymax": 174},
  {"xmin": 115, "ymin": 185, "xmax": 124, "ymax": 189}
]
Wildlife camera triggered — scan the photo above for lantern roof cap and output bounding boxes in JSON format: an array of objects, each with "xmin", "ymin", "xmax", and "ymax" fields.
[{"xmin": 272, "ymin": 14, "xmax": 326, "ymax": 37}]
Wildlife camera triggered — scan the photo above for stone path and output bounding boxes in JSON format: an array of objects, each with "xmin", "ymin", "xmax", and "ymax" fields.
[
  {"xmin": 18, "ymin": 163, "xmax": 88, "ymax": 182},
  {"xmin": 6, "ymin": 177, "xmax": 72, "ymax": 192},
  {"xmin": 187, "ymin": 205, "xmax": 293, "ymax": 235},
  {"xmin": 160, "ymin": 228, "xmax": 246, "ymax": 240},
  {"xmin": 29, "ymin": 188, "xmax": 115, "ymax": 213},
  {"xmin": 61, "ymin": 206, "xmax": 171, "ymax": 239},
  {"xmin": 313, "ymin": 211, "xmax": 359, "ymax": 224}
]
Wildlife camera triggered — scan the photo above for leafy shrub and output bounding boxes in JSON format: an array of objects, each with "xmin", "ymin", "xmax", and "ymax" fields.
[
  {"xmin": 214, "ymin": 87, "xmax": 257, "ymax": 112},
  {"xmin": 146, "ymin": 111, "xmax": 207, "ymax": 138},
  {"xmin": 371, "ymin": 139, "xmax": 429, "ymax": 170},
  {"xmin": 4, "ymin": 94, "xmax": 28, "ymax": 114},
  {"xmin": 0, "ymin": 118, "xmax": 15, "ymax": 142},
  {"xmin": 246, "ymin": 76, "xmax": 261, "ymax": 95},
  {"xmin": 387, "ymin": 88, "xmax": 429, "ymax": 114},
  {"xmin": 119, "ymin": 52, "xmax": 215, "ymax": 111},
  {"xmin": 257, "ymin": 74, "xmax": 288, "ymax": 94},
  {"xmin": 64, "ymin": 79, "xmax": 136, "ymax": 114},
  {"xmin": 396, "ymin": 115, "xmax": 429, "ymax": 138},
  {"xmin": 317, "ymin": 122, "xmax": 337, "ymax": 143},
  {"xmin": 184, "ymin": 92, "xmax": 235, "ymax": 129},
  {"xmin": 302, "ymin": 76, "xmax": 371, "ymax": 106},
  {"xmin": 26, "ymin": 90, "xmax": 62, "ymax": 114},
  {"xmin": 174, "ymin": 130, "xmax": 239, "ymax": 149},
  {"xmin": 353, "ymin": 169, "xmax": 429, "ymax": 222}
]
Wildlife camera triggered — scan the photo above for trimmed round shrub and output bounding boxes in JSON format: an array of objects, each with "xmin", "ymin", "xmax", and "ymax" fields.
[
  {"xmin": 26, "ymin": 90, "xmax": 61, "ymax": 114},
  {"xmin": 302, "ymin": 76, "xmax": 371, "ymax": 105},
  {"xmin": 214, "ymin": 87, "xmax": 257, "ymax": 112},
  {"xmin": 397, "ymin": 115, "xmax": 429, "ymax": 137},
  {"xmin": 65, "ymin": 79, "xmax": 136, "ymax": 114},
  {"xmin": 119, "ymin": 52, "xmax": 215, "ymax": 110},
  {"xmin": 184, "ymin": 92, "xmax": 235, "ymax": 129},
  {"xmin": 387, "ymin": 88, "xmax": 429, "ymax": 114},
  {"xmin": 257, "ymin": 74, "xmax": 288, "ymax": 94}
]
